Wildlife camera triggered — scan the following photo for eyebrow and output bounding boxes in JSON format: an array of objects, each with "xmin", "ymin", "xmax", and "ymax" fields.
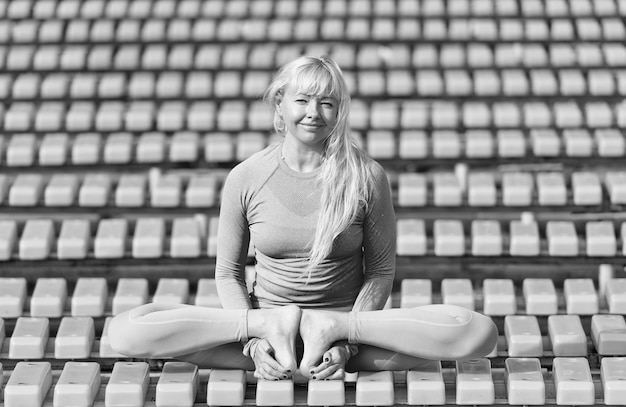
[{"xmin": 295, "ymin": 93, "xmax": 337, "ymax": 101}]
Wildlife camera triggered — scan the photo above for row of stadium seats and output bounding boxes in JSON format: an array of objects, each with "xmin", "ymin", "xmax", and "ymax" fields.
[
  {"xmin": 0, "ymin": 171, "xmax": 221, "ymax": 207},
  {"xmin": 0, "ymin": 126, "xmax": 614, "ymax": 167},
  {"xmin": 0, "ymin": 0, "xmax": 624, "ymax": 19},
  {"xmin": 2, "ymin": 101, "xmax": 626, "ymax": 133},
  {"xmin": 0, "ymin": 132, "xmax": 272, "ymax": 165},
  {"xmin": 3, "ymin": 130, "xmax": 626, "ymax": 166},
  {"xmin": 396, "ymin": 170, "xmax": 626, "ymax": 207},
  {"xmin": 5, "ymin": 216, "xmax": 626, "ymax": 260},
  {"xmin": 3, "ymin": 168, "xmax": 626, "ymax": 208},
  {"xmin": 396, "ymin": 218, "xmax": 626, "ymax": 257},
  {"xmin": 2, "ymin": 357, "xmax": 625, "ymax": 407},
  {"xmin": 0, "ymin": 276, "xmax": 225, "ymax": 318},
  {"xmin": 3, "ymin": 17, "xmax": 626, "ymax": 43},
  {"xmin": 2, "ymin": 275, "xmax": 625, "ymax": 317},
  {"xmin": 4, "ymin": 69, "xmax": 626, "ymax": 100},
  {"xmin": 2, "ymin": 43, "xmax": 626, "ymax": 72}
]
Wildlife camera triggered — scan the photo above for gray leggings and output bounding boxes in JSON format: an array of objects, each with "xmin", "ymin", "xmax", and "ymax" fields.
[{"xmin": 108, "ymin": 303, "xmax": 497, "ymax": 369}]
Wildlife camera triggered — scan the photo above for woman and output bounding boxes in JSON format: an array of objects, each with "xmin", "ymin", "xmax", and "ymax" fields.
[{"xmin": 108, "ymin": 55, "xmax": 498, "ymax": 381}]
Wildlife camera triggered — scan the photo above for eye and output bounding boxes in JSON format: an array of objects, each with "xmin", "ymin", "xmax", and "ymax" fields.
[
  {"xmin": 295, "ymin": 98, "xmax": 308, "ymax": 104},
  {"xmin": 322, "ymin": 102, "xmax": 335, "ymax": 108}
]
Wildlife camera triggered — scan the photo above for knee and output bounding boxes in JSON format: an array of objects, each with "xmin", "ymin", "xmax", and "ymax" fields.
[
  {"xmin": 478, "ymin": 314, "xmax": 499, "ymax": 352},
  {"xmin": 107, "ymin": 307, "xmax": 153, "ymax": 357},
  {"xmin": 455, "ymin": 312, "xmax": 499, "ymax": 359},
  {"xmin": 421, "ymin": 305, "xmax": 498, "ymax": 359},
  {"xmin": 107, "ymin": 312, "xmax": 136, "ymax": 356},
  {"xmin": 426, "ymin": 304, "xmax": 474, "ymax": 324}
]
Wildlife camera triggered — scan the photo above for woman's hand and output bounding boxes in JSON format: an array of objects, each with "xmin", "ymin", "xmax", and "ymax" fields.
[
  {"xmin": 307, "ymin": 345, "xmax": 350, "ymax": 380},
  {"xmin": 250, "ymin": 338, "xmax": 292, "ymax": 380}
]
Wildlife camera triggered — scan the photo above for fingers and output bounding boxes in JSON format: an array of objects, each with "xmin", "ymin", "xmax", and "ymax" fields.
[
  {"xmin": 253, "ymin": 340, "xmax": 292, "ymax": 380},
  {"xmin": 307, "ymin": 347, "xmax": 347, "ymax": 380},
  {"xmin": 304, "ymin": 352, "xmax": 329, "ymax": 377},
  {"xmin": 308, "ymin": 347, "xmax": 343, "ymax": 375},
  {"xmin": 322, "ymin": 367, "xmax": 346, "ymax": 381},
  {"xmin": 254, "ymin": 360, "xmax": 291, "ymax": 380},
  {"xmin": 311, "ymin": 364, "xmax": 345, "ymax": 380},
  {"xmin": 254, "ymin": 367, "xmax": 291, "ymax": 381}
]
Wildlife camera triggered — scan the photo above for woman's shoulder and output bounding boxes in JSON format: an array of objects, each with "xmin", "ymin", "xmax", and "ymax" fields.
[
  {"xmin": 227, "ymin": 142, "xmax": 281, "ymax": 180},
  {"xmin": 361, "ymin": 154, "xmax": 388, "ymax": 185},
  {"xmin": 358, "ymin": 154, "xmax": 392, "ymax": 206},
  {"xmin": 365, "ymin": 156, "xmax": 386, "ymax": 176}
]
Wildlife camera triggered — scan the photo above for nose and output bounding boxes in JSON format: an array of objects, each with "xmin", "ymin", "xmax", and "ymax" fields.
[{"xmin": 306, "ymin": 101, "xmax": 320, "ymax": 117}]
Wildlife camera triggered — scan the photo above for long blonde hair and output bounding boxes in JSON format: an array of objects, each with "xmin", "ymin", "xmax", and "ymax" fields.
[{"xmin": 264, "ymin": 55, "xmax": 375, "ymax": 270}]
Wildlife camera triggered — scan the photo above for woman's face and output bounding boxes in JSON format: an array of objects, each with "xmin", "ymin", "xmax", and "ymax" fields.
[{"xmin": 278, "ymin": 84, "xmax": 339, "ymax": 148}]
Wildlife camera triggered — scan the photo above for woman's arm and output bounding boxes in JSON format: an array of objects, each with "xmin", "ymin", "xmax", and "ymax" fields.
[
  {"xmin": 354, "ymin": 162, "xmax": 396, "ymax": 312},
  {"xmin": 214, "ymin": 163, "xmax": 297, "ymax": 380},
  {"xmin": 310, "ymin": 164, "xmax": 396, "ymax": 379},
  {"xmin": 215, "ymin": 168, "xmax": 254, "ymax": 309}
]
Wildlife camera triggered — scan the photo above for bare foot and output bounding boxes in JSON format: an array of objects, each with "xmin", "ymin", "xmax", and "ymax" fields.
[
  {"xmin": 261, "ymin": 305, "xmax": 301, "ymax": 373},
  {"xmin": 298, "ymin": 309, "xmax": 345, "ymax": 378}
]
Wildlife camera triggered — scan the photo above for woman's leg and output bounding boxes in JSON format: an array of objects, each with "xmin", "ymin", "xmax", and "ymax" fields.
[
  {"xmin": 177, "ymin": 343, "xmax": 256, "ymax": 370},
  {"xmin": 299, "ymin": 304, "xmax": 498, "ymax": 371},
  {"xmin": 345, "ymin": 346, "xmax": 433, "ymax": 373},
  {"xmin": 108, "ymin": 302, "xmax": 301, "ymax": 371}
]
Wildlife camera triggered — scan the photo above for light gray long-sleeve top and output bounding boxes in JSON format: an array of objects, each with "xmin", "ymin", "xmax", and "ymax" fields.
[{"xmin": 215, "ymin": 142, "xmax": 396, "ymax": 311}]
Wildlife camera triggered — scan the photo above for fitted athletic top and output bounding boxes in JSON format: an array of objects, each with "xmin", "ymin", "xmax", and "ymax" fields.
[{"xmin": 215, "ymin": 142, "xmax": 396, "ymax": 310}]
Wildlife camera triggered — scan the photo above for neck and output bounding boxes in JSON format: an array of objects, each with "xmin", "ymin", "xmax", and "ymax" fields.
[{"xmin": 281, "ymin": 139, "xmax": 324, "ymax": 173}]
